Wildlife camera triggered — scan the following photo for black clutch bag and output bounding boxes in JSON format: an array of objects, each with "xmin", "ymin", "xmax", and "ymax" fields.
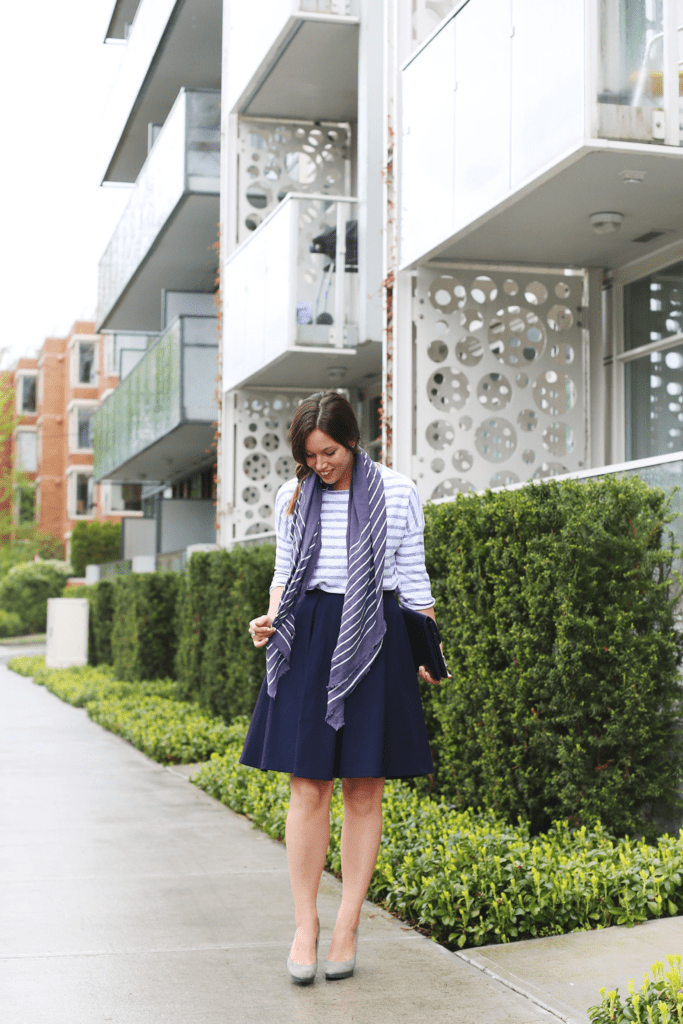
[{"xmin": 401, "ymin": 607, "xmax": 449, "ymax": 681}]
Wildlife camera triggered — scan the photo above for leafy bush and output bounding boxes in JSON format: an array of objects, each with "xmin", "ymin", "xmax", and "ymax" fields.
[
  {"xmin": 0, "ymin": 608, "xmax": 23, "ymax": 637},
  {"xmin": 69, "ymin": 520, "xmax": 121, "ymax": 577},
  {"xmin": 175, "ymin": 545, "xmax": 275, "ymax": 719},
  {"xmin": 0, "ymin": 534, "xmax": 65, "ymax": 577},
  {"xmin": 0, "ymin": 560, "xmax": 72, "ymax": 633},
  {"xmin": 8, "ymin": 656, "xmax": 173, "ymax": 704},
  {"xmin": 589, "ymin": 956, "xmax": 683, "ymax": 1022},
  {"xmin": 111, "ymin": 573, "xmax": 180, "ymax": 681},
  {"xmin": 422, "ymin": 476, "xmax": 683, "ymax": 840}
]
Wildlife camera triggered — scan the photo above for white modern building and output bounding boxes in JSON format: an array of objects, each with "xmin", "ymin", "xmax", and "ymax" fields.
[
  {"xmin": 95, "ymin": 0, "xmax": 683, "ymax": 552},
  {"xmin": 217, "ymin": 0, "xmax": 683, "ymax": 544}
]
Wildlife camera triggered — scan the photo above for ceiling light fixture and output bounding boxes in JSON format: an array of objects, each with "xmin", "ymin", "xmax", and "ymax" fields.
[
  {"xmin": 619, "ymin": 169, "xmax": 647, "ymax": 184},
  {"xmin": 589, "ymin": 211, "xmax": 624, "ymax": 235}
]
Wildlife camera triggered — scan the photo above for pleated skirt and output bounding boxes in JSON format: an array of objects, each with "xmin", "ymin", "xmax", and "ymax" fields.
[{"xmin": 240, "ymin": 590, "xmax": 434, "ymax": 780}]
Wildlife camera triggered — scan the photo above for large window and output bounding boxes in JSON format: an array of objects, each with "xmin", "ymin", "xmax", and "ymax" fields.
[
  {"xmin": 73, "ymin": 473, "xmax": 94, "ymax": 517},
  {"xmin": 72, "ymin": 340, "xmax": 96, "ymax": 386},
  {"xmin": 107, "ymin": 482, "xmax": 142, "ymax": 513},
  {"xmin": 622, "ymin": 261, "xmax": 683, "ymax": 460},
  {"xmin": 15, "ymin": 486, "xmax": 35, "ymax": 525},
  {"xmin": 72, "ymin": 406, "xmax": 95, "ymax": 450}
]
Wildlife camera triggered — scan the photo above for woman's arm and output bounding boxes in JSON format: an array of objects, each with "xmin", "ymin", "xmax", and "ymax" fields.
[{"xmin": 249, "ymin": 586, "xmax": 282, "ymax": 648}]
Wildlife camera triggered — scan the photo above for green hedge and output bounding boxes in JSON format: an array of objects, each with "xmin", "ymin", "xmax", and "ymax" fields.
[
  {"xmin": 175, "ymin": 545, "xmax": 275, "ymax": 720},
  {"xmin": 0, "ymin": 560, "xmax": 72, "ymax": 633},
  {"xmin": 422, "ymin": 476, "xmax": 683, "ymax": 841},
  {"xmin": 70, "ymin": 520, "xmax": 121, "ymax": 577},
  {"xmin": 111, "ymin": 573, "xmax": 180, "ymax": 681}
]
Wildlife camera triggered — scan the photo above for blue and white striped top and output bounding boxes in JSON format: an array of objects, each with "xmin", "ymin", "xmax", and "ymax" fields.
[{"xmin": 271, "ymin": 464, "xmax": 434, "ymax": 611}]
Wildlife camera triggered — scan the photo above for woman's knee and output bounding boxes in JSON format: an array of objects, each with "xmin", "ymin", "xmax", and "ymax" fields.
[
  {"xmin": 289, "ymin": 776, "xmax": 334, "ymax": 814},
  {"xmin": 341, "ymin": 777, "xmax": 385, "ymax": 815}
]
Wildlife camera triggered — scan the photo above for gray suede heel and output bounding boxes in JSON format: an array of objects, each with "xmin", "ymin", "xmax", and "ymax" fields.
[
  {"xmin": 324, "ymin": 928, "xmax": 358, "ymax": 980},
  {"xmin": 287, "ymin": 921, "xmax": 319, "ymax": 985}
]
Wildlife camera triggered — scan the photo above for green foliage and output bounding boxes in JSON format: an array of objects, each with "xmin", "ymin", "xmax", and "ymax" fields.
[
  {"xmin": 111, "ymin": 573, "xmax": 180, "ymax": 681},
  {"xmin": 0, "ymin": 534, "xmax": 65, "ymax": 577},
  {"xmin": 195, "ymin": 747, "xmax": 683, "ymax": 950},
  {"xmin": 7, "ymin": 654, "xmax": 45, "ymax": 677},
  {"xmin": 589, "ymin": 956, "xmax": 683, "ymax": 1023},
  {"xmin": 175, "ymin": 545, "xmax": 275, "ymax": 720},
  {"xmin": 0, "ymin": 560, "xmax": 72, "ymax": 633},
  {"xmin": 0, "ymin": 608, "xmax": 23, "ymax": 637},
  {"xmin": 69, "ymin": 520, "xmax": 121, "ymax": 577},
  {"xmin": 63, "ymin": 580, "xmax": 115, "ymax": 666},
  {"xmin": 422, "ymin": 476, "xmax": 683, "ymax": 840}
]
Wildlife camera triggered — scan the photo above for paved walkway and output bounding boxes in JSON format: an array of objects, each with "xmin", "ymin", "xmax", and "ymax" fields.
[{"xmin": 2, "ymin": 657, "xmax": 683, "ymax": 1024}]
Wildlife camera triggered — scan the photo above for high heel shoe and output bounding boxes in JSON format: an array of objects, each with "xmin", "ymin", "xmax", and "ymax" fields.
[
  {"xmin": 324, "ymin": 927, "xmax": 358, "ymax": 980},
  {"xmin": 287, "ymin": 919, "xmax": 319, "ymax": 985}
]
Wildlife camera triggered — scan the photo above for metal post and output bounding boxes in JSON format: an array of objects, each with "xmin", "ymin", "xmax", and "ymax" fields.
[{"xmin": 663, "ymin": 0, "xmax": 679, "ymax": 146}]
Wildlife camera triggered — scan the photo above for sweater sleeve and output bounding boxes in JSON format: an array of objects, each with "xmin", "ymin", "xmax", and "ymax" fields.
[
  {"xmin": 270, "ymin": 482, "xmax": 295, "ymax": 590},
  {"xmin": 394, "ymin": 484, "xmax": 435, "ymax": 610}
]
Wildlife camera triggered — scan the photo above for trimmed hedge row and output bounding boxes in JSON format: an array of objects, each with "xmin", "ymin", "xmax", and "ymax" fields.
[
  {"xmin": 66, "ymin": 475, "xmax": 683, "ymax": 839},
  {"xmin": 12, "ymin": 656, "xmax": 683, "ymax": 954},
  {"xmin": 589, "ymin": 956, "xmax": 683, "ymax": 1023}
]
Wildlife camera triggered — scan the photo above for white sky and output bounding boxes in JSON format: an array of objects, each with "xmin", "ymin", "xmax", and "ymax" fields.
[{"xmin": 0, "ymin": 2, "xmax": 131, "ymax": 368}]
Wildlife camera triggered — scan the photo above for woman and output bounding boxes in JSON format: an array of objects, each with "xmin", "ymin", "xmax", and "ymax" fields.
[{"xmin": 241, "ymin": 391, "xmax": 439, "ymax": 984}]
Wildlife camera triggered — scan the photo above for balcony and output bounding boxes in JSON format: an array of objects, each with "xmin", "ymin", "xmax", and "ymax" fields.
[
  {"xmin": 101, "ymin": 0, "xmax": 222, "ymax": 183},
  {"xmin": 94, "ymin": 315, "xmax": 218, "ymax": 483},
  {"xmin": 222, "ymin": 194, "xmax": 380, "ymax": 391},
  {"xmin": 97, "ymin": 89, "xmax": 219, "ymax": 333},
  {"xmin": 226, "ymin": 0, "xmax": 359, "ymax": 120},
  {"xmin": 401, "ymin": 0, "xmax": 683, "ymax": 272}
]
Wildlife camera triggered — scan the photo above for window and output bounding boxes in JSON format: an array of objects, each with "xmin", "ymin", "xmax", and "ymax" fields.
[
  {"xmin": 75, "ymin": 342, "xmax": 96, "ymax": 385},
  {"xmin": 18, "ymin": 376, "xmax": 37, "ymax": 413},
  {"xmin": 15, "ymin": 431, "xmax": 37, "ymax": 473},
  {"xmin": 75, "ymin": 474, "xmax": 94, "ymax": 516},
  {"xmin": 108, "ymin": 482, "xmax": 142, "ymax": 512},
  {"xmin": 77, "ymin": 407, "xmax": 94, "ymax": 449},
  {"xmin": 622, "ymin": 260, "xmax": 683, "ymax": 460}
]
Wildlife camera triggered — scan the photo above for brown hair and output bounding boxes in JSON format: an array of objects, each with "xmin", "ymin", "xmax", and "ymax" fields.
[{"xmin": 286, "ymin": 391, "xmax": 361, "ymax": 514}]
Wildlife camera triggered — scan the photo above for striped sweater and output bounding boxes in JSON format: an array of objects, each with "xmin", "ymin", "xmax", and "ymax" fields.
[{"xmin": 271, "ymin": 464, "xmax": 434, "ymax": 610}]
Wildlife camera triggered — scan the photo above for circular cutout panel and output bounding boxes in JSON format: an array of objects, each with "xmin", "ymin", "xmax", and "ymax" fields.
[
  {"xmin": 542, "ymin": 422, "xmax": 574, "ymax": 456},
  {"xmin": 262, "ymin": 433, "xmax": 280, "ymax": 451},
  {"xmin": 470, "ymin": 275, "xmax": 497, "ymax": 304},
  {"xmin": 488, "ymin": 306, "xmax": 546, "ymax": 366},
  {"xmin": 426, "ymin": 420, "xmax": 456, "ymax": 450},
  {"xmin": 477, "ymin": 372, "xmax": 512, "ymax": 411},
  {"xmin": 490, "ymin": 471, "xmax": 520, "ymax": 487},
  {"xmin": 244, "ymin": 453, "xmax": 270, "ymax": 480},
  {"xmin": 428, "ymin": 340, "xmax": 449, "ymax": 363},
  {"xmin": 475, "ymin": 417, "xmax": 517, "ymax": 463},
  {"xmin": 524, "ymin": 281, "xmax": 548, "ymax": 306},
  {"xmin": 275, "ymin": 456, "xmax": 296, "ymax": 480},
  {"xmin": 428, "ymin": 275, "xmax": 466, "ymax": 313},
  {"xmin": 547, "ymin": 304, "xmax": 573, "ymax": 331},
  {"xmin": 431, "ymin": 478, "xmax": 474, "ymax": 499},
  {"xmin": 242, "ymin": 486, "xmax": 259, "ymax": 504},
  {"xmin": 452, "ymin": 449, "xmax": 473, "ymax": 473},
  {"xmin": 455, "ymin": 335, "xmax": 484, "ymax": 366},
  {"xmin": 533, "ymin": 462, "xmax": 568, "ymax": 479},
  {"xmin": 517, "ymin": 408, "xmax": 538, "ymax": 432},
  {"xmin": 427, "ymin": 368, "xmax": 469, "ymax": 411},
  {"xmin": 533, "ymin": 370, "xmax": 577, "ymax": 416}
]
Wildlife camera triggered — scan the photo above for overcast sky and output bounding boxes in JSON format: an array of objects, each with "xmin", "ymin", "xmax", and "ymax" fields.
[{"xmin": 0, "ymin": 2, "xmax": 131, "ymax": 368}]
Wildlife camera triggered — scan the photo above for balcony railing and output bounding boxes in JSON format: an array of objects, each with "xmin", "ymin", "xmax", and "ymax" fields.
[
  {"xmin": 94, "ymin": 315, "xmax": 218, "ymax": 481},
  {"xmin": 222, "ymin": 194, "xmax": 358, "ymax": 391},
  {"xmin": 97, "ymin": 89, "xmax": 219, "ymax": 330}
]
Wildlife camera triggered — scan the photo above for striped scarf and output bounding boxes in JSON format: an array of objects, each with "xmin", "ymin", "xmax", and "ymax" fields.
[{"xmin": 266, "ymin": 449, "xmax": 387, "ymax": 730}]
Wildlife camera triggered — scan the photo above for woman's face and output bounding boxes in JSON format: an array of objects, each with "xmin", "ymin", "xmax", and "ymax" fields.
[{"xmin": 304, "ymin": 428, "xmax": 354, "ymax": 490}]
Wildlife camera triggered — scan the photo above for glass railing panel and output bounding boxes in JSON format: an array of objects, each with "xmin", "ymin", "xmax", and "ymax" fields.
[
  {"xmin": 223, "ymin": 195, "xmax": 358, "ymax": 391},
  {"xmin": 409, "ymin": 0, "xmax": 459, "ymax": 52},
  {"xmin": 98, "ymin": 91, "xmax": 220, "ymax": 326},
  {"xmin": 597, "ymin": 0, "xmax": 670, "ymax": 142}
]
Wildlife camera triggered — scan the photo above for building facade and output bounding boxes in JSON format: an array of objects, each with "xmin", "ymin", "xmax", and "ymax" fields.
[
  {"xmin": 11, "ymin": 322, "xmax": 142, "ymax": 558},
  {"xmin": 93, "ymin": 0, "xmax": 222, "ymax": 563},
  {"xmin": 94, "ymin": 0, "xmax": 683, "ymax": 554}
]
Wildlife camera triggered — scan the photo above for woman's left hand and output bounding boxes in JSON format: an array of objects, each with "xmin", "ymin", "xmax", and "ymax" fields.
[{"xmin": 418, "ymin": 665, "xmax": 441, "ymax": 685}]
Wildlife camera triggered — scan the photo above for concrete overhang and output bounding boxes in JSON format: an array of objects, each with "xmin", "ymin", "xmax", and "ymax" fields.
[
  {"xmin": 97, "ymin": 192, "xmax": 219, "ymax": 333},
  {"xmin": 99, "ymin": 422, "xmax": 216, "ymax": 484},
  {"xmin": 414, "ymin": 141, "xmax": 683, "ymax": 272},
  {"xmin": 104, "ymin": 0, "xmax": 222, "ymax": 183},
  {"xmin": 105, "ymin": 0, "xmax": 142, "ymax": 40},
  {"xmin": 239, "ymin": 18, "xmax": 359, "ymax": 122},
  {"xmin": 227, "ymin": 339, "xmax": 382, "ymax": 392}
]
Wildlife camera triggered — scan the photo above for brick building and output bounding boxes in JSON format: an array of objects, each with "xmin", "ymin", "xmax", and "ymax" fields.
[{"xmin": 11, "ymin": 321, "xmax": 143, "ymax": 560}]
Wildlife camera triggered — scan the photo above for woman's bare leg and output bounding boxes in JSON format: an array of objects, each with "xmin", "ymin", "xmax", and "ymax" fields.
[
  {"xmin": 327, "ymin": 777, "xmax": 385, "ymax": 962},
  {"xmin": 286, "ymin": 776, "xmax": 334, "ymax": 964}
]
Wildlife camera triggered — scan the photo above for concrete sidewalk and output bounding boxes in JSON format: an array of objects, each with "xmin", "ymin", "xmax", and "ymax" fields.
[{"xmin": 1, "ymin": 659, "xmax": 682, "ymax": 1024}]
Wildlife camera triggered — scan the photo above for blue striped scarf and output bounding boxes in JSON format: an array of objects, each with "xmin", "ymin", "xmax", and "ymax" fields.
[{"xmin": 266, "ymin": 449, "xmax": 387, "ymax": 730}]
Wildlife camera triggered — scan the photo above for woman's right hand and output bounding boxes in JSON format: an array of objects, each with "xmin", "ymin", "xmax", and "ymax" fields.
[{"xmin": 249, "ymin": 614, "xmax": 275, "ymax": 648}]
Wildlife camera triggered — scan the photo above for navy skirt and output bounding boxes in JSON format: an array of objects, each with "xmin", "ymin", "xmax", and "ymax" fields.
[{"xmin": 240, "ymin": 590, "xmax": 434, "ymax": 780}]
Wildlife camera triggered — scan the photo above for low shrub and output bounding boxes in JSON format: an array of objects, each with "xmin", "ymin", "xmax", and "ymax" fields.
[
  {"xmin": 0, "ymin": 560, "xmax": 72, "ymax": 633},
  {"xmin": 423, "ymin": 476, "xmax": 683, "ymax": 840},
  {"xmin": 589, "ymin": 955, "xmax": 683, "ymax": 1022},
  {"xmin": 9, "ymin": 656, "xmax": 174, "ymax": 705},
  {"xmin": 195, "ymin": 748, "xmax": 683, "ymax": 951},
  {"xmin": 69, "ymin": 520, "xmax": 121, "ymax": 577},
  {"xmin": 0, "ymin": 608, "xmax": 24, "ymax": 637},
  {"xmin": 111, "ymin": 573, "xmax": 180, "ymax": 681}
]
